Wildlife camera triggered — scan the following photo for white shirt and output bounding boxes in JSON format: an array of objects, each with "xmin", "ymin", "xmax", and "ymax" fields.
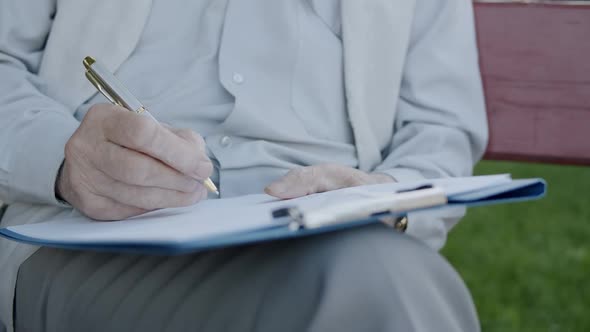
[
  {"xmin": 0, "ymin": 1, "xmax": 488, "ymax": 330},
  {"xmin": 74, "ymin": 0, "xmax": 355, "ymax": 198}
]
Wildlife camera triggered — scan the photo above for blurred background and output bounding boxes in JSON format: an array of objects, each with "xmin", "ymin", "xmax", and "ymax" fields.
[
  {"xmin": 444, "ymin": 2, "xmax": 590, "ymax": 330},
  {"xmin": 443, "ymin": 161, "xmax": 589, "ymax": 331}
]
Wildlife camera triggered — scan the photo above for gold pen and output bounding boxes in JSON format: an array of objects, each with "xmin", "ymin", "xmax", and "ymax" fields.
[{"xmin": 83, "ymin": 56, "xmax": 220, "ymax": 196}]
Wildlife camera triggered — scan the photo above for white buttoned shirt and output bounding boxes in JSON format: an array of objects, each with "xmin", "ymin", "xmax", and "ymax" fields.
[
  {"xmin": 0, "ymin": 1, "xmax": 488, "ymax": 330},
  {"xmin": 75, "ymin": 0, "xmax": 355, "ymax": 198}
]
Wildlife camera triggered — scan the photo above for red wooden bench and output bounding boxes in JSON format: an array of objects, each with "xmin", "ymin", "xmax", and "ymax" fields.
[{"xmin": 475, "ymin": 0, "xmax": 590, "ymax": 165}]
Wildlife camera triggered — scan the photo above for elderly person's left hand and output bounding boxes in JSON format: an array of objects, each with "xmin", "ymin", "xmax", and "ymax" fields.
[{"xmin": 265, "ymin": 164, "xmax": 395, "ymax": 199}]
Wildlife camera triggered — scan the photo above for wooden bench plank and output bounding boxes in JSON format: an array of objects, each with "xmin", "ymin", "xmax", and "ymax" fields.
[{"xmin": 475, "ymin": 1, "xmax": 590, "ymax": 165}]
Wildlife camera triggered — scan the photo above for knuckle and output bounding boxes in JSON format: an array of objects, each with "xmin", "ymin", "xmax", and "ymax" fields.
[
  {"xmin": 173, "ymin": 157, "xmax": 191, "ymax": 176},
  {"xmin": 175, "ymin": 128, "xmax": 192, "ymax": 139},
  {"xmin": 291, "ymin": 167, "xmax": 308, "ymax": 181},
  {"xmin": 64, "ymin": 136, "xmax": 81, "ymax": 159},
  {"xmin": 308, "ymin": 166, "xmax": 321, "ymax": 178},
  {"xmin": 106, "ymin": 113, "xmax": 157, "ymax": 151},
  {"xmin": 345, "ymin": 169, "xmax": 366, "ymax": 186},
  {"xmin": 175, "ymin": 128, "xmax": 203, "ymax": 145},
  {"xmin": 128, "ymin": 118, "xmax": 158, "ymax": 149},
  {"xmin": 286, "ymin": 168, "xmax": 301, "ymax": 177},
  {"xmin": 108, "ymin": 152, "xmax": 148, "ymax": 185},
  {"xmin": 179, "ymin": 154, "xmax": 203, "ymax": 177},
  {"xmin": 105, "ymin": 150, "xmax": 127, "ymax": 177},
  {"xmin": 65, "ymin": 126, "xmax": 91, "ymax": 156},
  {"xmin": 85, "ymin": 104, "xmax": 115, "ymax": 124},
  {"xmin": 84, "ymin": 104, "xmax": 103, "ymax": 121},
  {"xmin": 182, "ymin": 130, "xmax": 207, "ymax": 155},
  {"xmin": 188, "ymin": 131, "xmax": 205, "ymax": 146}
]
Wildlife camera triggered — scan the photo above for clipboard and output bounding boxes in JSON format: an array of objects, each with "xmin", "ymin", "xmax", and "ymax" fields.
[{"xmin": 0, "ymin": 176, "xmax": 547, "ymax": 254}]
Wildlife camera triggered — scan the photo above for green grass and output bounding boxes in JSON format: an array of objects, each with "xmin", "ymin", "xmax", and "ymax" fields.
[{"xmin": 442, "ymin": 161, "xmax": 590, "ymax": 332}]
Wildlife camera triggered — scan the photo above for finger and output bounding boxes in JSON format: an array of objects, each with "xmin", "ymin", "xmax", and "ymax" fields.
[
  {"xmin": 102, "ymin": 111, "xmax": 212, "ymax": 179},
  {"xmin": 92, "ymin": 175, "xmax": 207, "ymax": 210},
  {"xmin": 168, "ymin": 127, "xmax": 207, "ymax": 154},
  {"xmin": 265, "ymin": 165, "xmax": 372, "ymax": 199},
  {"xmin": 265, "ymin": 166, "xmax": 327, "ymax": 199},
  {"xmin": 75, "ymin": 191, "xmax": 148, "ymax": 221},
  {"xmin": 92, "ymin": 141, "xmax": 201, "ymax": 193}
]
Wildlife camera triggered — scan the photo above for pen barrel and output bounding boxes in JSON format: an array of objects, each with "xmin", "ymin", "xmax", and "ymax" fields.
[{"xmin": 87, "ymin": 60, "xmax": 145, "ymax": 113}]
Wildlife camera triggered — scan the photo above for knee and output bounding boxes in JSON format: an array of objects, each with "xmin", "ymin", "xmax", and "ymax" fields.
[
  {"xmin": 278, "ymin": 224, "xmax": 479, "ymax": 331},
  {"xmin": 296, "ymin": 224, "xmax": 438, "ymax": 278},
  {"xmin": 275, "ymin": 224, "xmax": 440, "ymax": 305}
]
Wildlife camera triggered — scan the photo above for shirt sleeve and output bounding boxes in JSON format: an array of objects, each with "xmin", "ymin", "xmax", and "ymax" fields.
[
  {"xmin": 0, "ymin": 0, "xmax": 79, "ymax": 206},
  {"xmin": 373, "ymin": 0, "xmax": 489, "ymax": 249}
]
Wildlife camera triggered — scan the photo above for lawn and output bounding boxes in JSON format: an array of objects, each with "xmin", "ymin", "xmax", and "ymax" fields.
[{"xmin": 442, "ymin": 161, "xmax": 590, "ymax": 331}]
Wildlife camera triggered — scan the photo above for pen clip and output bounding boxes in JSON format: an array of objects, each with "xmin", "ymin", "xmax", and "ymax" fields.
[{"xmin": 85, "ymin": 71, "xmax": 122, "ymax": 107}]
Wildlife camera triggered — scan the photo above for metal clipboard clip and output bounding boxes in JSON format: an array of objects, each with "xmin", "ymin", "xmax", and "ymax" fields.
[{"xmin": 271, "ymin": 185, "xmax": 448, "ymax": 232}]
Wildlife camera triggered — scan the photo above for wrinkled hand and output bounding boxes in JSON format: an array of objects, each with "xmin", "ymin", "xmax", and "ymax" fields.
[
  {"xmin": 57, "ymin": 104, "xmax": 213, "ymax": 220},
  {"xmin": 265, "ymin": 164, "xmax": 395, "ymax": 199}
]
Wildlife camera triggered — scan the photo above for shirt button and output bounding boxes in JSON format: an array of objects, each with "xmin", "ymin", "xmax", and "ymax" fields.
[
  {"xmin": 232, "ymin": 72, "xmax": 244, "ymax": 84},
  {"xmin": 220, "ymin": 136, "xmax": 232, "ymax": 147}
]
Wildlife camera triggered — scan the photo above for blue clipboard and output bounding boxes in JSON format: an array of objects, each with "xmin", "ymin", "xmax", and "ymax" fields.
[{"xmin": 0, "ymin": 178, "xmax": 547, "ymax": 255}]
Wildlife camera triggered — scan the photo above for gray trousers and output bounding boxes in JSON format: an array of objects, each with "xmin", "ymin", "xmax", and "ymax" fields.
[{"xmin": 15, "ymin": 224, "xmax": 479, "ymax": 332}]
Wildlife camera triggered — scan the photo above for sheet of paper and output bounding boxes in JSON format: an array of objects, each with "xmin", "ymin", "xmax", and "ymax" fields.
[{"xmin": 2, "ymin": 175, "xmax": 513, "ymax": 246}]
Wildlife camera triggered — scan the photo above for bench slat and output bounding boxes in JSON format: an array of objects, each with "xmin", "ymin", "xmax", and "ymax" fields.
[{"xmin": 475, "ymin": 2, "xmax": 590, "ymax": 165}]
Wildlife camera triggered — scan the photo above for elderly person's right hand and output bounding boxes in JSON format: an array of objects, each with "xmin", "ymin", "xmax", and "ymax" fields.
[{"xmin": 56, "ymin": 104, "xmax": 213, "ymax": 220}]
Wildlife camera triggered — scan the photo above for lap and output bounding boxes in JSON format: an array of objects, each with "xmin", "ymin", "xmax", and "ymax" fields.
[{"xmin": 15, "ymin": 224, "xmax": 479, "ymax": 332}]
